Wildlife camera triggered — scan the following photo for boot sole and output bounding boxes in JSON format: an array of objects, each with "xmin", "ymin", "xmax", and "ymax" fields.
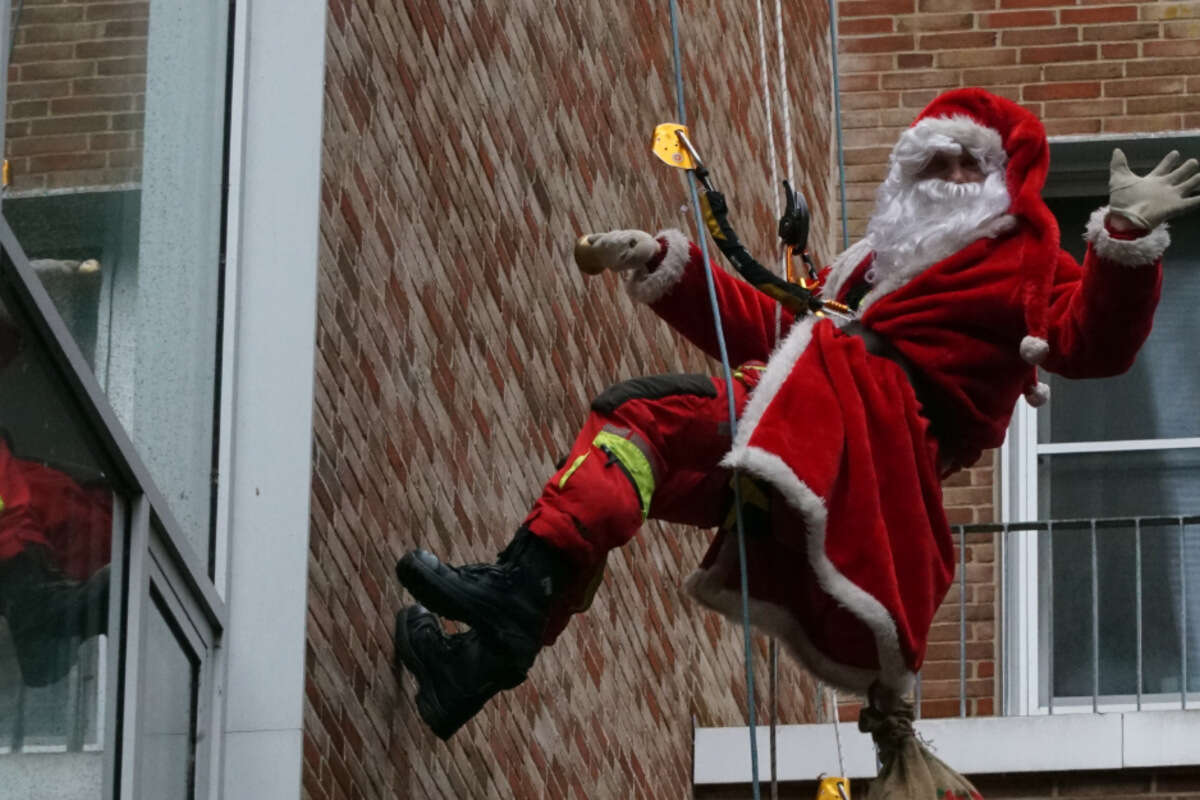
[
  {"xmin": 392, "ymin": 607, "xmax": 461, "ymax": 741},
  {"xmin": 395, "ymin": 551, "xmax": 539, "ymax": 651}
]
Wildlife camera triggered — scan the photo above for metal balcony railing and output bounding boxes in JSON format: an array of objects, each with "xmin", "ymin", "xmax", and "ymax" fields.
[{"xmin": 920, "ymin": 515, "xmax": 1200, "ymax": 719}]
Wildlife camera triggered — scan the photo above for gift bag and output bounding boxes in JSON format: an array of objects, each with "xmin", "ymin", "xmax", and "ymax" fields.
[{"xmin": 858, "ymin": 685, "xmax": 982, "ymax": 800}]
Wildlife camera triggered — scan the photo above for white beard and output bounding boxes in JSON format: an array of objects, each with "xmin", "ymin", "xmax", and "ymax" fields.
[
  {"xmin": 866, "ymin": 170, "xmax": 1012, "ymax": 284},
  {"xmin": 825, "ymin": 170, "xmax": 1014, "ymax": 309}
]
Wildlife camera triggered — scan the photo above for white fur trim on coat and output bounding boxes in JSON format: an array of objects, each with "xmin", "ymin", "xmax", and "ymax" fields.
[
  {"xmin": 1086, "ymin": 206, "xmax": 1169, "ymax": 267},
  {"xmin": 626, "ymin": 228, "xmax": 690, "ymax": 304},
  {"xmin": 693, "ymin": 316, "xmax": 915, "ymax": 693},
  {"xmin": 700, "ymin": 445, "xmax": 915, "ymax": 694}
]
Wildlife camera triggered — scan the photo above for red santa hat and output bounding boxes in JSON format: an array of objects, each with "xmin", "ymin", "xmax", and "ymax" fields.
[{"xmin": 906, "ymin": 88, "xmax": 1058, "ymax": 406}]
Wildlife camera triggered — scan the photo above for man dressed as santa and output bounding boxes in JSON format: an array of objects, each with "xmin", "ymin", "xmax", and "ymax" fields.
[{"xmin": 392, "ymin": 88, "xmax": 1200, "ymax": 739}]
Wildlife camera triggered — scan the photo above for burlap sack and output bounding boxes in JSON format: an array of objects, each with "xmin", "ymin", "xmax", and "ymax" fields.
[{"xmin": 858, "ymin": 686, "xmax": 982, "ymax": 800}]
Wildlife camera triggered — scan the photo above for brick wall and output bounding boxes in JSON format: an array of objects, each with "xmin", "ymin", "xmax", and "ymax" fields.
[
  {"xmin": 832, "ymin": 0, "xmax": 1200, "ymax": 737},
  {"xmin": 307, "ymin": 1, "xmax": 837, "ymax": 798},
  {"xmin": 4, "ymin": 0, "xmax": 147, "ymax": 194}
]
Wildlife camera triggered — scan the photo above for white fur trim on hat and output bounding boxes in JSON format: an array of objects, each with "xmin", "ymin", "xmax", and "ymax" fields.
[
  {"xmin": 1020, "ymin": 335, "xmax": 1049, "ymax": 366},
  {"xmin": 895, "ymin": 114, "xmax": 1007, "ymax": 178},
  {"xmin": 1085, "ymin": 206, "xmax": 1170, "ymax": 267},
  {"xmin": 1025, "ymin": 380, "xmax": 1050, "ymax": 407},
  {"xmin": 626, "ymin": 228, "xmax": 690, "ymax": 304}
]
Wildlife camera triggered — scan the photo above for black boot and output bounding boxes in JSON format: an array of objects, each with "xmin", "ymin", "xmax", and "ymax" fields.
[
  {"xmin": 395, "ymin": 528, "xmax": 571, "ymax": 654},
  {"xmin": 394, "ymin": 605, "xmax": 529, "ymax": 740},
  {"xmin": 0, "ymin": 549, "xmax": 110, "ymax": 687}
]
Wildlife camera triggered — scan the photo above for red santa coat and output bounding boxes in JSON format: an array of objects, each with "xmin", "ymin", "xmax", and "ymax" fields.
[{"xmin": 627, "ymin": 212, "xmax": 1164, "ymax": 693}]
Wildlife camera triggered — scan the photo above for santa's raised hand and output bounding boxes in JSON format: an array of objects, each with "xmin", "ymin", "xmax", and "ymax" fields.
[{"xmin": 1108, "ymin": 148, "xmax": 1200, "ymax": 232}]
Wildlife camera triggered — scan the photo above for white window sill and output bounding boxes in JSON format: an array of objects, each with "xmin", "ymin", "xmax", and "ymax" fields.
[{"xmin": 694, "ymin": 710, "xmax": 1200, "ymax": 786}]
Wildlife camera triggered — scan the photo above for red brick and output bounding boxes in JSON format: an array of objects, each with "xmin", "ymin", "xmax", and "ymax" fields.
[
  {"xmin": 841, "ymin": 0, "xmax": 915, "ymax": 17},
  {"xmin": 29, "ymin": 114, "xmax": 110, "ymax": 135},
  {"xmin": 840, "ymin": 17, "xmax": 894, "ymax": 35},
  {"xmin": 896, "ymin": 12, "xmax": 975, "ymax": 31},
  {"xmin": 984, "ymin": 10, "xmax": 1058, "ymax": 27},
  {"xmin": 897, "ymin": 52, "xmax": 935, "ymax": 68},
  {"xmin": 1128, "ymin": 94, "xmax": 1200, "ymax": 113},
  {"xmin": 1024, "ymin": 81, "xmax": 1102, "ymax": 101},
  {"xmin": 880, "ymin": 70, "xmax": 960, "ymax": 90},
  {"xmin": 919, "ymin": 30, "xmax": 998, "ymax": 49},
  {"xmin": 1145, "ymin": 39, "xmax": 1200, "ymax": 57},
  {"xmin": 1105, "ymin": 76, "xmax": 1187, "ymax": 96},
  {"xmin": 1043, "ymin": 61, "xmax": 1125, "ymax": 80},
  {"xmin": 19, "ymin": 60, "xmax": 95, "ymax": 80},
  {"xmin": 1082, "ymin": 22, "xmax": 1164, "ymax": 41},
  {"xmin": 920, "ymin": 0, "xmax": 992, "ymax": 9},
  {"xmin": 937, "ymin": 48, "xmax": 1018, "ymax": 68},
  {"xmin": 1061, "ymin": 5, "xmax": 1140, "ymax": 24},
  {"xmin": 839, "ymin": 34, "xmax": 916, "ymax": 53},
  {"xmin": 840, "ymin": 73, "xmax": 880, "ymax": 92},
  {"xmin": 84, "ymin": 3, "xmax": 150, "ymax": 22},
  {"xmin": 1101, "ymin": 42, "xmax": 1139, "ymax": 58},
  {"xmin": 1002, "ymin": 26, "xmax": 1081, "ymax": 46},
  {"xmin": 962, "ymin": 65, "xmax": 1044, "ymax": 84},
  {"xmin": 1019, "ymin": 43, "xmax": 1100, "ymax": 62}
]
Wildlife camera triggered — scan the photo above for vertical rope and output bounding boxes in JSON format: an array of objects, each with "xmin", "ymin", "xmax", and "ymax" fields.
[
  {"xmin": 751, "ymin": 6, "xmax": 782, "ymax": 797},
  {"xmin": 826, "ymin": 1, "xmax": 850, "ymax": 776},
  {"xmin": 667, "ymin": 3, "xmax": 762, "ymax": 797},
  {"xmin": 774, "ymin": 0, "xmax": 794, "ymax": 183},
  {"xmin": 754, "ymin": 0, "xmax": 780, "ymax": 219},
  {"xmin": 828, "ymin": 0, "xmax": 850, "ymax": 251}
]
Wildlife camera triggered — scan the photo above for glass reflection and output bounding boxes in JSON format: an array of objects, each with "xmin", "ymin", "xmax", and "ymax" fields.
[
  {"xmin": 137, "ymin": 592, "xmax": 197, "ymax": 800},
  {"xmin": 0, "ymin": 287, "xmax": 114, "ymax": 791},
  {"xmin": 4, "ymin": 0, "xmax": 232, "ymax": 565}
]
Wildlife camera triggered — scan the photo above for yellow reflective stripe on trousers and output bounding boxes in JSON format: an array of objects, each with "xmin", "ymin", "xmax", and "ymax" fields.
[
  {"xmin": 558, "ymin": 453, "xmax": 589, "ymax": 488},
  {"xmin": 0, "ymin": 495, "xmax": 5, "ymax": 513},
  {"xmin": 592, "ymin": 430, "xmax": 655, "ymax": 519}
]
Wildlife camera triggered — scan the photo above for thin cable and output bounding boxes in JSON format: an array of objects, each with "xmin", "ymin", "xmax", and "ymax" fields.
[
  {"xmin": 667, "ymin": 3, "xmax": 762, "ymax": 797},
  {"xmin": 831, "ymin": 688, "xmax": 846, "ymax": 777},
  {"xmin": 754, "ymin": 0, "xmax": 780, "ymax": 218},
  {"xmin": 774, "ymin": 0, "xmax": 794, "ymax": 183},
  {"xmin": 824, "ymin": 1, "xmax": 851, "ymax": 778},
  {"xmin": 751, "ymin": 7, "xmax": 782, "ymax": 797},
  {"xmin": 828, "ymin": 0, "xmax": 850, "ymax": 251}
]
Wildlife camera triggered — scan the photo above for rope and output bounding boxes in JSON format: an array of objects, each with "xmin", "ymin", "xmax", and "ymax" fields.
[
  {"xmin": 774, "ymin": 0, "xmax": 794, "ymax": 184},
  {"xmin": 752, "ymin": 4, "xmax": 784, "ymax": 795},
  {"xmin": 825, "ymin": 0, "xmax": 854, "ymax": 777},
  {"xmin": 666, "ymin": 3, "xmax": 762, "ymax": 798}
]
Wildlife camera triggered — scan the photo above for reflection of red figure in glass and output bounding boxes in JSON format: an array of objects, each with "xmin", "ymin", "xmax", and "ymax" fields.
[
  {"xmin": 0, "ymin": 437, "xmax": 112, "ymax": 686},
  {"xmin": 0, "ymin": 310, "xmax": 113, "ymax": 687}
]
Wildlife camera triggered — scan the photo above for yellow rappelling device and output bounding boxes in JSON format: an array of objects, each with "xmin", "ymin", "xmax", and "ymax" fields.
[{"xmin": 651, "ymin": 123, "xmax": 853, "ymax": 321}]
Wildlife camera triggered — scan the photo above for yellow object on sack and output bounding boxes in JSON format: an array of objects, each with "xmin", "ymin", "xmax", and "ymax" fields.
[
  {"xmin": 816, "ymin": 776, "xmax": 850, "ymax": 800},
  {"xmin": 651, "ymin": 123, "xmax": 696, "ymax": 170}
]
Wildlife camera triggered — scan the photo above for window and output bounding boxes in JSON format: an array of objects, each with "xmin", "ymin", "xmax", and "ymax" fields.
[
  {"xmin": 0, "ymin": 1, "xmax": 234, "ymax": 797},
  {"xmin": 1002, "ymin": 136, "xmax": 1200, "ymax": 714}
]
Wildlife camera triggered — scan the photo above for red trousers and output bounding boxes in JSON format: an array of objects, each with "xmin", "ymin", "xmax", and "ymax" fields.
[
  {"xmin": 522, "ymin": 370, "xmax": 758, "ymax": 642},
  {"xmin": 0, "ymin": 440, "xmax": 111, "ymax": 581}
]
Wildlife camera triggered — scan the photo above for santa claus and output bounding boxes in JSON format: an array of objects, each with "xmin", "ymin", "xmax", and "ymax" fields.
[{"xmin": 392, "ymin": 88, "xmax": 1200, "ymax": 739}]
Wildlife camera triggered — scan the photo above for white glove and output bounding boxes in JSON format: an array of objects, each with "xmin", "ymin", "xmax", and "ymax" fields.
[
  {"xmin": 1109, "ymin": 148, "xmax": 1200, "ymax": 230},
  {"xmin": 573, "ymin": 229, "xmax": 659, "ymax": 275}
]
